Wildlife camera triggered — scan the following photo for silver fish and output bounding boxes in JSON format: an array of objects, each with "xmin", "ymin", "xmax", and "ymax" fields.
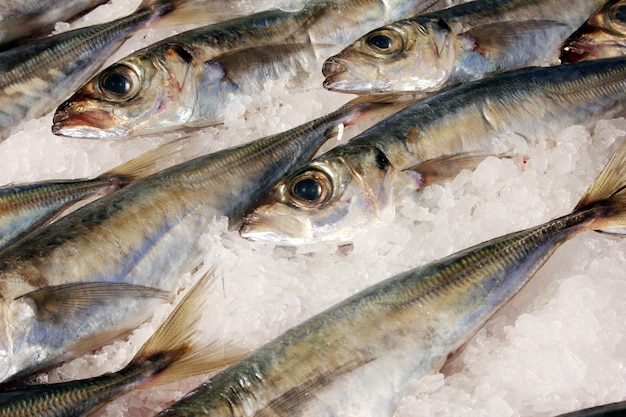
[
  {"xmin": 157, "ymin": 129, "xmax": 626, "ymax": 417},
  {"xmin": 0, "ymin": 137, "xmax": 183, "ymax": 252},
  {"xmin": 0, "ymin": 268, "xmax": 244, "ymax": 417},
  {"xmin": 0, "ymin": 100, "xmax": 377, "ymax": 383},
  {"xmin": 0, "ymin": 0, "xmax": 193, "ymax": 142},
  {"xmin": 561, "ymin": 0, "xmax": 626, "ymax": 63},
  {"xmin": 52, "ymin": 0, "xmax": 459, "ymax": 138},
  {"xmin": 322, "ymin": 0, "xmax": 606, "ymax": 94},
  {"xmin": 0, "ymin": 0, "xmax": 108, "ymax": 49},
  {"xmin": 241, "ymin": 57, "xmax": 626, "ymax": 244}
]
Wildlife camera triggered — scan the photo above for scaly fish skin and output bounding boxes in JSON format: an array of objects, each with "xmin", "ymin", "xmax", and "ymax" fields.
[
  {"xmin": 0, "ymin": 101, "xmax": 375, "ymax": 383},
  {"xmin": 322, "ymin": 0, "xmax": 606, "ymax": 94},
  {"xmin": 0, "ymin": 0, "xmax": 187, "ymax": 142},
  {"xmin": 561, "ymin": 0, "xmax": 626, "ymax": 63},
  {"xmin": 241, "ymin": 57, "xmax": 626, "ymax": 244},
  {"xmin": 52, "ymin": 0, "xmax": 458, "ymax": 138},
  {"xmin": 158, "ymin": 131, "xmax": 626, "ymax": 417},
  {"xmin": 0, "ymin": 0, "xmax": 108, "ymax": 48}
]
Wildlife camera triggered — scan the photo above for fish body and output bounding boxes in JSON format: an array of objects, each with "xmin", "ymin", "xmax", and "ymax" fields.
[
  {"xmin": 0, "ymin": 268, "xmax": 243, "ymax": 417},
  {"xmin": 52, "ymin": 0, "xmax": 458, "ymax": 138},
  {"xmin": 322, "ymin": 0, "xmax": 605, "ymax": 94},
  {"xmin": 0, "ymin": 0, "xmax": 108, "ymax": 48},
  {"xmin": 560, "ymin": 0, "xmax": 626, "ymax": 63},
  {"xmin": 0, "ymin": 101, "xmax": 375, "ymax": 383},
  {"xmin": 157, "ymin": 128, "xmax": 626, "ymax": 417},
  {"xmin": 241, "ymin": 57, "xmax": 626, "ymax": 244},
  {"xmin": 0, "ymin": 137, "xmax": 184, "ymax": 253},
  {"xmin": 0, "ymin": 0, "xmax": 188, "ymax": 142}
]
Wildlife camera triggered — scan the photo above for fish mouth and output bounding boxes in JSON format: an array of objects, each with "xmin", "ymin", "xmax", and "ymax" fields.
[
  {"xmin": 239, "ymin": 210, "xmax": 314, "ymax": 246},
  {"xmin": 52, "ymin": 105, "xmax": 124, "ymax": 139},
  {"xmin": 322, "ymin": 56, "xmax": 385, "ymax": 94}
]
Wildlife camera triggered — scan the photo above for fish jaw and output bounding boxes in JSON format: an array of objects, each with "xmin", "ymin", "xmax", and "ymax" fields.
[
  {"xmin": 53, "ymin": 44, "xmax": 199, "ymax": 138},
  {"xmin": 560, "ymin": 0, "xmax": 626, "ymax": 63},
  {"xmin": 322, "ymin": 21, "xmax": 453, "ymax": 94},
  {"xmin": 240, "ymin": 146, "xmax": 396, "ymax": 245}
]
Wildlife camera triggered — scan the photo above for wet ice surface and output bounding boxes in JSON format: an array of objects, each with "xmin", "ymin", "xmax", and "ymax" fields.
[{"xmin": 2, "ymin": 1, "xmax": 626, "ymax": 416}]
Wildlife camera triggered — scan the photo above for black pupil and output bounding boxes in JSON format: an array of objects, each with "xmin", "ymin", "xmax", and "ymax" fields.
[
  {"xmin": 293, "ymin": 178, "xmax": 321, "ymax": 202},
  {"xmin": 616, "ymin": 6, "xmax": 626, "ymax": 22},
  {"xmin": 369, "ymin": 34, "xmax": 392, "ymax": 50},
  {"xmin": 103, "ymin": 72, "xmax": 130, "ymax": 96}
]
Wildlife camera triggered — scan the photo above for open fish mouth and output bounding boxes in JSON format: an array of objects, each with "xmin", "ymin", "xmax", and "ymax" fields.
[{"xmin": 52, "ymin": 106, "xmax": 121, "ymax": 139}]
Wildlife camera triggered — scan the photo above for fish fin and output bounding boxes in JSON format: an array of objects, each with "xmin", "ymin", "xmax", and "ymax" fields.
[
  {"xmin": 18, "ymin": 282, "xmax": 171, "ymax": 324},
  {"xmin": 403, "ymin": 153, "xmax": 493, "ymax": 189},
  {"xmin": 575, "ymin": 140, "xmax": 626, "ymax": 234},
  {"xmin": 462, "ymin": 20, "xmax": 569, "ymax": 59},
  {"xmin": 252, "ymin": 357, "xmax": 374, "ymax": 417},
  {"xmin": 132, "ymin": 267, "xmax": 248, "ymax": 387},
  {"xmin": 100, "ymin": 137, "xmax": 188, "ymax": 181}
]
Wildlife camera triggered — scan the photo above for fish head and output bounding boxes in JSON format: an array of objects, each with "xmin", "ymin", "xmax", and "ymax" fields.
[
  {"xmin": 322, "ymin": 20, "xmax": 455, "ymax": 94},
  {"xmin": 52, "ymin": 43, "xmax": 201, "ymax": 138},
  {"xmin": 561, "ymin": 0, "xmax": 626, "ymax": 63},
  {"xmin": 240, "ymin": 145, "xmax": 397, "ymax": 245}
]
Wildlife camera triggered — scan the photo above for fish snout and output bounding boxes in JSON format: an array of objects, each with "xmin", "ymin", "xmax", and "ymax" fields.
[
  {"xmin": 52, "ymin": 101, "xmax": 121, "ymax": 139},
  {"xmin": 322, "ymin": 57, "xmax": 347, "ymax": 78},
  {"xmin": 240, "ymin": 210, "xmax": 313, "ymax": 245}
]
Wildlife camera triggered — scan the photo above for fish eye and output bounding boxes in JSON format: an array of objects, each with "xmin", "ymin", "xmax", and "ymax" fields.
[
  {"xmin": 613, "ymin": 5, "xmax": 626, "ymax": 22},
  {"xmin": 365, "ymin": 28, "xmax": 404, "ymax": 57},
  {"xmin": 289, "ymin": 169, "xmax": 332, "ymax": 208},
  {"xmin": 96, "ymin": 64, "xmax": 141, "ymax": 101}
]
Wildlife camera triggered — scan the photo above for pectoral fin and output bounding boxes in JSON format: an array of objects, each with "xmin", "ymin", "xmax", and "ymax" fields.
[
  {"xmin": 403, "ymin": 153, "xmax": 493, "ymax": 189},
  {"xmin": 462, "ymin": 20, "xmax": 570, "ymax": 62},
  {"xmin": 18, "ymin": 282, "xmax": 172, "ymax": 324}
]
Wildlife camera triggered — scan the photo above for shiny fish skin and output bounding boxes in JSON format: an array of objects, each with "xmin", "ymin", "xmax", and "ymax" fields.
[
  {"xmin": 52, "ymin": 0, "xmax": 458, "ymax": 138},
  {"xmin": 322, "ymin": 0, "xmax": 606, "ymax": 94},
  {"xmin": 158, "ymin": 131, "xmax": 626, "ymax": 417},
  {"xmin": 0, "ymin": 0, "xmax": 108, "ymax": 49},
  {"xmin": 0, "ymin": 0, "xmax": 185, "ymax": 142},
  {"xmin": 560, "ymin": 0, "xmax": 626, "ymax": 63},
  {"xmin": 0, "ymin": 101, "xmax": 375, "ymax": 383},
  {"xmin": 241, "ymin": 57, "xmax": 626, "ymax": 244},
  {"xmin": 0, "ymin": 269, "xmax": 243, "ymax": 417}
]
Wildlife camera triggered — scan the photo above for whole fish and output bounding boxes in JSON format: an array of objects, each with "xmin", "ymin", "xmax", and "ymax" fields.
[
  {"xmin": 52, "ymin": 0, "xmax": 459, "ymax": 139},
  {"xmin": 0, "ymin": 0, "xmax": 108, "ymax": 49},
  {"xmin": 157, "ymin": 133, "xmax": 626, "ymax": 417},
  {"xmin": 0, "ymin": 100, "xmax": 377, "ymax": 383},
  {"xmin": 0, "ymin": 137, "xmax": 184, "ymax": 252},
  {"xmin": 0, "ymin": 268, "xmax": 244, "ymax": 417},
  {"xmin": 322, "ymin": 0, "xmax": 606, "ymax": 94},
  {"xmin": 241, "ymin": 57, "xmax": 626, "ymax": 244},
  {"xmin": 560, "ymin": 0, "xmax": 626, "ymax": 63}
]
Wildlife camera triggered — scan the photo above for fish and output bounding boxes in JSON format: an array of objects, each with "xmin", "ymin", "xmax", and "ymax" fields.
[
  {"xmin": 0, "ymin": 0, "xmax": 109, "ymax": 49},
  {"xmin": 241, "ymin": 57, "xmax": 626, "ymax": 244},
  {"xmin": 0, "ymin": 136, "xmax": 185, "ymax": 252},
  {"xmin": 0, "ymin": 0, "xmax": 232, "ymax": 142},
  {"xmin": 157, "ymin": 129, "xmax": 626, "ymax": 417},
  {"xmin": 0, "ymin": 267, "xmax": 245, "ymax": 417},
  {"xmin": 0, "ymin": 100, "xmax": 378, "ymax": 383},
  {"xmin": 52, "ymin": 0, "xmax": 460, "ymax": 139},
  {"xmin": 322, "ymin": 0, "xmax": 606, "ymax": 95},
  {"xmin": 560, "ymin": 0, "xmax": 626, "ymax": 63}
]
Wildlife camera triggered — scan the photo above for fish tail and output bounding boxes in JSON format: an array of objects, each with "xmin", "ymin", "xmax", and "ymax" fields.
[
  {"xmin": 128, "ymin": 267, "xmax": 247, "ymax": 388},
  {"xmin": 575, "ymin": 140, "xmax": 626, "ymax": 234}
]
